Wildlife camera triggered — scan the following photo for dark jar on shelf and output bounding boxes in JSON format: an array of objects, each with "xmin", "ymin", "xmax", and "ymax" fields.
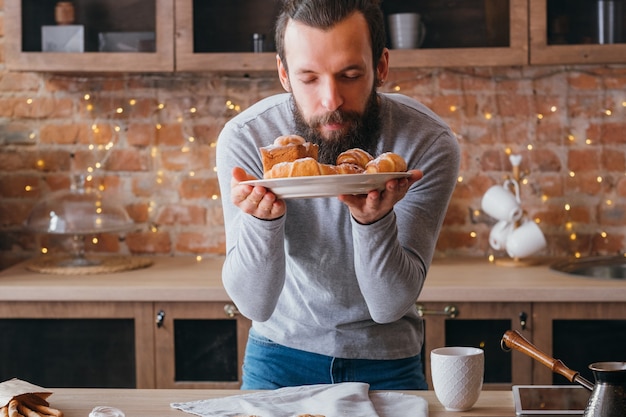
[{"xmin": 55, "ymin": 1, "xmax": 75, "ymax": 25}]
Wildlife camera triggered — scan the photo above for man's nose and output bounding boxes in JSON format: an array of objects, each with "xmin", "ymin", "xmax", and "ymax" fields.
[{"xmin": 320, "ymin": 79, "xmax": 343, "ymax": 112}]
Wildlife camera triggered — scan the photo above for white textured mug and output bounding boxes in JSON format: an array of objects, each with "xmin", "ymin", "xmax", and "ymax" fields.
[
  {"xmin": 431, "ymin": 347, "xmax": 484, "ymax": 411},
  {"xmin": 481, "ymin": 179, "xmax": 523, "ymax": 222},
  {"xmin": 506, "ymin": 219, "xmax": 547, "ymax": 258},
  {"xmin": 489, "ymin": 220, "xmax": 514, "ymax": 251},
  {"xmin": 388, "ymin": 13, "xmax": 426, "ymax": 49}
]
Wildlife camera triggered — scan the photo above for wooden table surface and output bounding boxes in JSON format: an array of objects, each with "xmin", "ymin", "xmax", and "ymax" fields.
[{"xmin": 47, "ymin": 388, "xmax": 516, "ymax": 417}]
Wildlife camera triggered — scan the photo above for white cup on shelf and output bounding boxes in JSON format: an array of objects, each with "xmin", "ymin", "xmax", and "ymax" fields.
[{"xmin": 481, "ymin": 179, "xmax": 523, "ymax": 222}]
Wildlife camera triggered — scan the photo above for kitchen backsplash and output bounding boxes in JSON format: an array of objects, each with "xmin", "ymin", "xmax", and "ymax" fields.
[{"xmin": 1, "ymin": 44, "xmax": 625, "ymax": 269}]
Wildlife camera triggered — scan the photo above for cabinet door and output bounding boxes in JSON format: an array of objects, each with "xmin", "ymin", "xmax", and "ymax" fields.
[
  {"xmin": 5, "ymin": 0, "xmax": 174, "ymax": 72},
  {"xmin": 0, "ymin": 301, "xmax": 155, "ymax": 388},
  {"xmin": 530, "ymin": 0, "xmax": 626, "ymax": 64},
  {"xmin": 418, "ymin": 301, "xmax": 533, "ymax": 389},
  {"xmin": 153, "ymin": 302, "xmax": 251, "ymax": 388},
  {"xmin": 532, "ymin": 302, "xmax": 626, "ymax": 385},
  {"xmin": 176, "ymin": 0, "xmax": 529, "ymax": 71}
]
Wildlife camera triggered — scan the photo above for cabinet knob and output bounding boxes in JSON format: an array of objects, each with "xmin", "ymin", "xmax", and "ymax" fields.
[
  {"xmin": 155, "ymin": 309, "xmax": 166, "ymax": 328},
  {"xmin": 519, "ymin": 311, "xmax": 528, "ymax": 330},
  {"xmin": 415, "ymin": 304, "xmax": 459, "ymax": 318},
  {"xmin": 224, "ymin": 304, "xmax": 240, "ymax": 318}
]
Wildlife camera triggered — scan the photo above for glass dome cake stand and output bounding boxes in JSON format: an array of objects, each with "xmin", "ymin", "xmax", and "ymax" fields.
[{"xmin": 24, "ymin": 181, "xmax": 149, "ymax": 272}]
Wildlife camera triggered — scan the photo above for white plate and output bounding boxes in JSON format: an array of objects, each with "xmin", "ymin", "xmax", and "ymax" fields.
[{"xmin": 241, "ymin": 172, "xmax": 411, "ymax": 199}]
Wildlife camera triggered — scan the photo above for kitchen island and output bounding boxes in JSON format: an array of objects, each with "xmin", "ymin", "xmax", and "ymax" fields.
[
  {"xmin": 47, "ymin": 388, "xmax": 516, "ymax": 417},
  {"xmin": 0, "ymin": 256, "xmax": 624, "ymax": 389}
]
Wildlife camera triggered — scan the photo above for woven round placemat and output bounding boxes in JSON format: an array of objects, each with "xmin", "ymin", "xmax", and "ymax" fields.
[{"xmin": 26, "ymin": 255, "xmax": 154, "ymax": 275}]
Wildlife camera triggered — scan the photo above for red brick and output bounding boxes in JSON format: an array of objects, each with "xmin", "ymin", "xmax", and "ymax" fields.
[
  {"xmin": 568, "ymin": 73, "xmax": 601, "ymax": 90},
  {"xmin": 105, "ymin": 148, "xmax": 151, "ymax": 172},
  {"xmin": 0, "ymin": 175, "xmax": 41, "ymax": 198},
  {"xmin": 156, "ymin": 124, "xmax": 185, "ymax": 146},
  {"xmin": 156, "ymin": 205, "xmax": 206, "ymax": 225},
  {"xmin": 179, "ymin": 177, "xmax": 220, "ymax": 199},
  {"xmin": 568, "ymin": 148, "xmax": 600, "ymax": 171},
  {"xmin": 127, "ymin": 123, "xmax": 156, "ymax": 146},
  {"xmin": 126, "ymin": 231, "xmax": 171, "ymax": 254},
  {"xmin": 160, "ymin": 146, "xmax": 212, "ymax": 171},
  {"xmin": 126, "ymin": 203, "xmax": 150, "ymax": 223}
]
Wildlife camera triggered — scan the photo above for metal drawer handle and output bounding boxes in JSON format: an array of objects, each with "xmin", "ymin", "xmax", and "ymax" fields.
[
  {"xmin": 155, "ymin": 309, "xmax": 166, "ymax": 328},
  {"xmin": 224, "ymin": 303, "xmax": 240, "ymax": 318},
  {"xmin": 416, "ymin": 304, "xmax": 459, "ymax": 318}
]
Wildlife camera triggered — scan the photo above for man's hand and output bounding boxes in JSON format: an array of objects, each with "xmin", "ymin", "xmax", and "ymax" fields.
[
  {"xmin": 230, "ymin": 167, "xmax": 286, "ymax": 220},
  {"xmin": 338, "ymin": 169, "xmax": 423, "ymax": 224}
]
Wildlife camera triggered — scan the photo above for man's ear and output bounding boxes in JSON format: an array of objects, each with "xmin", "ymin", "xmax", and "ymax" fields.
[{"xmin": 277, "ymin": 55, "xmax": 291, "ymax": 92}]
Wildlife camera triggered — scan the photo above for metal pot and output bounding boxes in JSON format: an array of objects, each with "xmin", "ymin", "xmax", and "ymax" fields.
[{"xmin": 501, "ymin": 330, "xmax": 626, "ymax": 417}]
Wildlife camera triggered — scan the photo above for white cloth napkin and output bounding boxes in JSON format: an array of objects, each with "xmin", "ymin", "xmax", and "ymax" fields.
[{"xmin": 171, "ymin": 382, "xmax": 428, "ymax": 417}]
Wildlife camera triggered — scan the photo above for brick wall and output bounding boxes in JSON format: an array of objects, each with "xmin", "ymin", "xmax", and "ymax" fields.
[{"xmin": 1, "ymin": 6, "xmax": 626, "ymax": 269}]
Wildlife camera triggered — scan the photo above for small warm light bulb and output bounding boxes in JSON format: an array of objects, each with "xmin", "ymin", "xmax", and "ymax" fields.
[
  {"xmin": 606, "ymin": 199, "xmax": 613, "ymax": 206},
  {"xmin": 189, "ymin": 171, "xmax": 195, "ymax": 177},
  {"xmin": 190, "ymin": 107, "xmax": 197, "ymax": 113},
  {"xmin": 129, "ymin": 99, "xmax": 136, "ymax": 105},
  {"xmin": 393, "ymin": 85, "xmax": 401, "ymax": 92},
  {"xmin": 158, "ymin": 103, "xmax": 165, "ymax": 110},
  {"xmin": 25, "ymin": 185, "xmax": 32, "ymax": 191},
  {"xmin": 188, "ymin": 136, "xmax": 195, "ymax": 143},
  {"xmin": 600, "ymin": 231, "xmax": 608, "ymax": 238},
  {"xmin": 597, "ymin": 176, "xmax": 603, "ymax": 183},
  {"xmin": 541, "ymin": 194, "xmax": 548, "ymax": 202},
  {"xmin": 568, "ymin": 134, "xmax": 575, "ymax": 142},
  {"xmin": 92, "ymin": 237, "xmax": 99, "ymax": 244},
  {"xmin": 484, "ymin": 112, "xmax": 493, "ymax": 120},
  {"xmin": 537, "ymin": 113, "xmax": 544, "ymax": 120},
  {"xmin": 550, "ymin": 106, "xmax": 557, "ymax": 112},
  {"xmin": 457, "ymin": 176, "xmax": 463, "ymax": 183},
  {"xmin": 470, "ymin": 231, "xmax": 477, "ymax": 238},
  {"xmin": 26, "ymin": 98, "xmax": 33, "ymax": 105},
  {"xmin": 212, "ymin": 195, "xmax": 219, "ymax": 200},
  {"xmin": 116, "ymin": 107, "xmax": 124, "ymax": 114},
  {"xmin": 586, "ymin": 138, "xmax": 593, "ymax": 145},
  {"xmin": 41, "ymin": 247, "xmax": 48, "ymax": 254},
  {"xmin": 575, "ymin": 252, "xmax": 582, "ymax": 258},
  {"xmin": 565, "ymin": 221, "xmax": 573, "ymax": 230},
  {"xmin": 570, "ymin": 233, "xmax": 577, "ymax": 240},
  {"xmin": 84, "ymin": 94, "xmax": 91, "ymax": 100},
  {"xmin": 569, "ymin": 171, "xmax": 576, "ymax": 178},
  {"xmin": 86, "ymin": 104, "xmax": 94, "ymax": 111},
  {"xmin": 196, "ymin": 255, "xmax": 202, "ymax": 262},
  {"xmin": 565, "ymin": 203, "xmax": 571, "ymax": 211},
  {"xmin": 527, "ymin": 144, "xmax": 533, "ymax": 151},
  {"xmin": 488, "ymin": 254, "xmax": 495, "ymax": 263},
  {"xmin": 37, "ymin": 159, "xmax": 45, "ymax": 168},
  {"xmin": 604, "ymin": 109, "xmax": 612, "ymax": 116},
  {"xmin": 449, "ymin": 105, "xmax": 457, "ymax": 112}
]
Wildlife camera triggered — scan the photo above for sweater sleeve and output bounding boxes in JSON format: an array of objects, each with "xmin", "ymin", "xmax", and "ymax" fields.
[
  {"xmin": 351, "ymin": 129, "xmax": 460, "ymax": 323},
  {"xmin": 216, "ymin": 117, "xmax": 288, "ymax": 322}
]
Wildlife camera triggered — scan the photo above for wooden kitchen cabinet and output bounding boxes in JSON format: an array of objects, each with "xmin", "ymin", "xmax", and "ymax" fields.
[
  {"xmin": 5, "ymin": 0, "xmax": 174, "ymax": 72},
  {"xmin": 531, "ymin": 302, "xmax": 626, "ymax": 385},
  {"xmin": 418, "ymin": 301, "xmax": 533, "ymax": 390},
  {"xmin": 153, "ymin": 301, "xmax": 251, "ymax": 389},
  {"xmin": 0, "ymin": 301, "xmax": 155, "ymax": 388},
  {"xmin": 176, "ymin": 0, "xmax": 529, "ymax": 71},
  {"xmin": 530, "ymin": 0, "xmax": 626, "ymax": 64}
]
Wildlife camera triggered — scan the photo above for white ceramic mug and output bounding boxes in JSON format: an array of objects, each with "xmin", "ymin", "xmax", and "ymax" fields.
[
  {"xmin": 388, "ymin": 13, "xmax": 426, "ymax": 49},
  {"xmin": 489, "ymin": 220, "xmax": 514, "ymax": 251},
  {"xmin": 431, "ymin": 347, "xmax": 484, "ymax": 411},
  {"xmin": 481, "ymin": 179, "xmax": 523, "ymax": 222},
  {"xmin": 506, "ymin": 219, "xmax": 547, "ymax": 258}
]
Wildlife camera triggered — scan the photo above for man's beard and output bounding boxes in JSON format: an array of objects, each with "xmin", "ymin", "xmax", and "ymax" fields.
[{"xmin": 291, "ymin": 90, "xmax": 382, "ymax": 164}]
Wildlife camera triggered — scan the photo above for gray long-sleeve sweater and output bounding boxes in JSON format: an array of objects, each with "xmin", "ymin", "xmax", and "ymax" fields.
[{"xmin": 216, "ymin": 93, "xmax": 460, "ymax": 360}]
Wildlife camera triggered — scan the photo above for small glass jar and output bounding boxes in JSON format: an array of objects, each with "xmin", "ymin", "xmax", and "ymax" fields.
[{"xmin": 55, "ymin": 1, "xmax": 75, "ymax": 25}]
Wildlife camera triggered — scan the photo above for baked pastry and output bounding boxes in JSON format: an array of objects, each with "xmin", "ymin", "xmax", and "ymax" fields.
[
  {"xmin": 365, "ymin": 152, "xmax": 407, "ymax": 173},
  {"xmin": 335, "ymin": 163, "xmax": 364, "ymax": 174},
  {"xmin": 264, "ymin": 157, "xmax": 338, "ymax": 178},
  {"xmin": 336, "ymin": 148, "xmax": 373, "ymax": 169},
  {"xmin": 260, "ymin": 135, "xmax": 319, "ymax": 173}
]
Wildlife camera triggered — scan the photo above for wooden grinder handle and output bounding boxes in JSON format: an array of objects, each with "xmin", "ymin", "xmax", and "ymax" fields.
[{"xmin": 501, "ymin": 330, "xmax": 580, "ymax": 383}]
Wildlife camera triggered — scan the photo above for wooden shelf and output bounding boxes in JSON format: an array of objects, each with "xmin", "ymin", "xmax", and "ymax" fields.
[
  {"xmin": 530, "ymin": 0, "xmax": 626, "ymax": 65},
  {"xmin": 5, "ymin": 0, "xmax": 175, "ymax": 72}
]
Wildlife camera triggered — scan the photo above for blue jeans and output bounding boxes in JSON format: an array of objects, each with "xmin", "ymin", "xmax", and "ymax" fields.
[{"xmin": 240, "ymin": 328, "xmax": 428, "ymax": 390}]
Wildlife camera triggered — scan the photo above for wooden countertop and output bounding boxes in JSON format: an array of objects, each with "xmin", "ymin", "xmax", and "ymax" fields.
[
  {"xmin": 47, "ymin": 388, "xmax": 516, "ymax": 417},
  {"xmin": 0, "ymin": 255, "xmax": 624, "ymax": 302}
]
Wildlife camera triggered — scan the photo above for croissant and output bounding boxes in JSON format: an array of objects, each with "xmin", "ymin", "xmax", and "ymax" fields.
[
  {"xmin": 365, "ymin": 152, "xmax": 407, "ymax": 173},
  {"xmin": 336, "ymin": 148, "xmax": 374, "ymax": 169},
  {"xmin": 335, "ymin": 163, "xmax": 364, "ymax": 174},
  {"xmin": 264, "ymin": 158, "xmax": 318, "ymax": 178}
]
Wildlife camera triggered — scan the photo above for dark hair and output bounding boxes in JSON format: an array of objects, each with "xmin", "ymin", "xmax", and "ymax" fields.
[{"xmin": 275, "ymin": 0, "xmax": 386, "ymax": 73}]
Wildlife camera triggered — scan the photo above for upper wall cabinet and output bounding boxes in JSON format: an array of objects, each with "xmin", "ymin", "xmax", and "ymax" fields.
[
  {"xmin": 530, "ymin": 0, "xmax": 626, "ymax": 65},
  {"xmin": 5, "ymin": 0, "xmax": 174, "ymax": 72},
  {"xmin": 175, "ymin": 0, "xmax": 529, "ymax": 71}
]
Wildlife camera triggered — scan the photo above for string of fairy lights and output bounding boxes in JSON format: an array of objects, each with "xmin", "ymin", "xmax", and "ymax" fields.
[{"xmin": 20, "ymin": 68, "xmax": 626, "ymax": 260}]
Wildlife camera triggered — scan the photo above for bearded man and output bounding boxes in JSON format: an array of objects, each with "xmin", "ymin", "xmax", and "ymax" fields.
[{"xmin": 216, "ymin": 0, "xmax": 460, "ymax": 390}]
